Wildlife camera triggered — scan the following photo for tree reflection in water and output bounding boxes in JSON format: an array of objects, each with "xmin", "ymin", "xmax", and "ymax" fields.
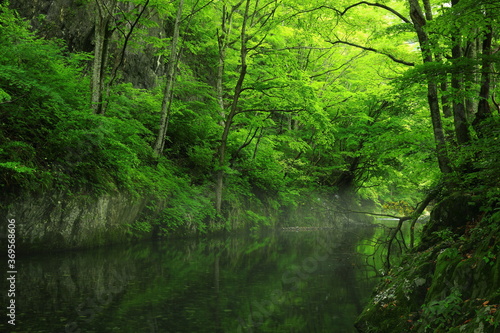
[{"xmin": 2, "ymin": 222, "xmax": 386, "ymax": 333}]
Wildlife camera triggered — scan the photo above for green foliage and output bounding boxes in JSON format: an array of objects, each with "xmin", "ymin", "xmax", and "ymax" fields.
[
  {"xmin": 127, "ymin": 220, "xmax": 152, "ymax": 234},
  {"xmin": 420, "ymin": 287, "xmax": 463, "ymax": 331},
  {"xmin": 482, "ymin": 246, "xmax": 497, "ymax": 266},
  {"xmin": 245, "ymin": 210, "xmax": 272, "ymax": 232},
  {"xmin": 157, "ymin": 183, "xmax": 215, "ymax": 235},
  {"xmin": 2, "ymin": 0, "xmax": 498, "ymax": 237},
  {"xmin": 433, "ymin": 229, "xmax": 457, "ymax": 244},
  {"xmin": 0, "ymin": 4, "xmax": 87, "ymax": 190}
]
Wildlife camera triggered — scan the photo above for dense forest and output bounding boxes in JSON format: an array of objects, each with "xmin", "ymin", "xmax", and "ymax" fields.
[
  {"xmin": 2, "ymin": 0, "xmax": 500, "ymax": 332},
  {"xmin": 1, "ymin": 0, "xmax": 499, "ymax": 232}
]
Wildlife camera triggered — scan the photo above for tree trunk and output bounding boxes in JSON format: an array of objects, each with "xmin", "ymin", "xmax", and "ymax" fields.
[
  {"xmin": 465, "ymin": 35, "xmax": 479, "ymax": 121},
  {"xmin": 473, "ymin": 23, "xmax": 493, "ymax": 136},
  {"xmin": 448, "ymin": 0, "xmax": 470, "ymax": 145},
  {"xmin": 215, "ymin": 0, "xmax": 250, "ymax": 215},
  {"xmin": 429, "ymin": 84, "xmax": 452, "ymax": 173},
  {"xmin": 440, "ymin": 81, "xmax": 452, "ymax": 118},
  {"xmin": 91, "ymin": 0, "xmax": 116, "ymax": 114},
  {"xmin": 153, "ymin": 0, "xmax": 184, "ymax": 157},
  {"xmin": 451, "ymin": 43, "xmax": 471, "ymax": 144},
  {"xmin": 216, "ymin": 5, "xmax": 232, "ymax": 126},
  {"xmin": 408, "ymin": 0, "xmax": 452, "ymax": 173}
]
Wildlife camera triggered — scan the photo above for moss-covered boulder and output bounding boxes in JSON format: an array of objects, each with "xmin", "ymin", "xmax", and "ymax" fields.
[
  {"xmin": 355, "ymin": 216, "xmax": 500, "ymax": 333},
  {"xmin": 354, "ymin": 244, "xmax": 440, "ymax": 333},
  {"xmin": 419, "ymin": 194, "xmax": 481, "ymax": 250}
]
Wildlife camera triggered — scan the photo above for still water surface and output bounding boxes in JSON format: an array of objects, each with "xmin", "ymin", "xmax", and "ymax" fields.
[{"xmin": 2, "ymin": 222, "xmax": 384, "ymax": 333}]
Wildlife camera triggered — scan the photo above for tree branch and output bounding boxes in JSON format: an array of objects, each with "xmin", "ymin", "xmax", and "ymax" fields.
[
  {"xmin": 327, "ymin": 40, "xmax": 415, "ymax": 66},
  {"xmin": 343, "ymin": 210, "xmax": 409, "ymax": 220},
  {"xmin": 230, "ymin": 127, "xmax": 260, "ymax": 164},
  {"xmin": 181, "ymin": 0, "xmax": 215, "ymax": 23},
  {"xmin": 340, "ymin": 1, "xmax": 411, "ymax": 24},
  {"xmin": 108, "ymin": 0, "xmax": 150, "ymax": 89},
  {"xmin": 236, "ymin": 108, "xmax": 306, "ymax": 114},
  {"xmin": 284, "ymin": 2, "xmax": 410, "ymax": 24}
]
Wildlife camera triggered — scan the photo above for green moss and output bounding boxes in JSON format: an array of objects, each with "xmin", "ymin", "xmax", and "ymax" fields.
[
  {"xmin": 356, "ymin": 205, "xmax": 500, "ymax": 333},
  {"xmin": 355, "ymin": 249, "xmax": 437, "ymax": 332}
]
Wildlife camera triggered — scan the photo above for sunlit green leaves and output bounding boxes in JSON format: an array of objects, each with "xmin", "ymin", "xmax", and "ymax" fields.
[{"xmin": 4, "ymin": 0, "xmax": 497, "ymax": 231}]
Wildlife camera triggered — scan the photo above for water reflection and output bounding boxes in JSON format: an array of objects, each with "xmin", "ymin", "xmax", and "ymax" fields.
[{"xmin": 1, "ymin": 223, "xmax": 383, "ymax": 333}]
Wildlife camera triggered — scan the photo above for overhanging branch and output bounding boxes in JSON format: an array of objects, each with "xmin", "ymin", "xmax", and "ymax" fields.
[
  {"xmin": 284, "ymin": 2, "xmax": 410, "ymax": 24},
  {"xmin": 236, "ymin": 108, "xmax": 305, "ymax": 114},
  {"xmin": 327, "ymin": 40, "xmax": 415, "ymax": 66},
  {"xmin": 340, "ymin": 1, "xmax": 411, "ymax": 24}
]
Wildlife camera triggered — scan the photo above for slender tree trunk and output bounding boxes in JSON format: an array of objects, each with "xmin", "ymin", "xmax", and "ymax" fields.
[
  {"xmin": 465, "ymin": 36, "xmax": 479, "ymax": 121},
  {"xmin": 408, "ymin": 0, "xmax": 452, "ymax": 173},
  {"xmin": 215, "ymin": 48, "xmax": 247, "ymax": 215},
  {"xmin": 448, "ymin": 0, "xmax": 471, "ymax": 145},
  {"xmin": 215, "ymin": 6, "xmax": 230, "ymax": 216},
  {"xmin": 473, "ymin": 22, "xmax": 493, "ymax": 136},
  {"xmin": 91, "ymin": 19, "xmax": 105, "ymax": 113},
  {"xmin": 440, "ymin": 81, "xmax": 452, "ymax": 118},
  {"xmin": 451, "ymin": 44, "xmax": 471, "ymax": 144},
  {"xmin": 216, "ymin": 5, "xmax": 231, "ymax": 126},
  {"xmin": 215, "ymin": 0, "xmax": 250, "ymax": 215},
  {"xmin": 153, "ymin": 0, "xmax": 184, "ymax": 157},
  {"xmin": 216, "ymin": 53, "xmax": 226, "ymax": 124},
  {"xmin": 427, "ymin": 83, "xmax": 452, "ymax": 173},
  {"xmin": 91, "ymin": 0, "xmax": 116, "ymax": 114}
]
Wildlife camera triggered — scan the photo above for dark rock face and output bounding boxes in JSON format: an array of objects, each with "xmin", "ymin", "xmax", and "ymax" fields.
[
  {"xmin": 10, "ymin": 0, "xmax": 95, "ymax": 53},
  {"xmin": 9, "ymin": 0, "xmax": 165, "ymax": 89},
  {"xmin": 1, "ymin": 190, "xmax": 150, "ymax": 252}
]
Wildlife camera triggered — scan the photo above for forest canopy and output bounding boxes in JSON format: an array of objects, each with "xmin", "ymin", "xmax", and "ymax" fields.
[{"xmin": 1, "ymin": 0, "xmax": 499, "ymax": 231}]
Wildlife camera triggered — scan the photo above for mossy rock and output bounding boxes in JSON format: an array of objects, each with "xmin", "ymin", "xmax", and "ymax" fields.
[
  {"xmin": 419, "ymin": 194, "xmax": 480, "ymax": 249},
  {"xmin": 356, "ymin": 198, "xmax": 499, "ymax": 333},
  {"xmin": 356, "ymin": 239, "xmax": 500, "ymax": 332},
  {"xmin": 355, "ymin": 251, "xmax": 437, "ymax": 332},
  {"xmin": 409, "ymin": 243, "xmax": 500, "ymax": 332}
]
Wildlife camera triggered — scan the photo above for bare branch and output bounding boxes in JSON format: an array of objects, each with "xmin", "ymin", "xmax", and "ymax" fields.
[
  {"xmin": 181, "ymin": 0, "xmax": 215, "ymax": 23},
  {"xmin": 108, "ymin": 0, "xmax": 150, "ymax": 88},
  {"xmin": 240, "ymin": 84, "xmax": 290, "ymax": 93},
  {"xmin": 257, "ymin": 46, "xmax": 335, "ymax": 52},
  {"xmin": 343, "ymin": 210, "xmax": 410, "ymax": 221},
  {"xmin": 310, "ymin": 52, "xmax": 364, "ymax": 78},
  {"xmin": 230, "ymin": 126, "xmax": 260, "ymax": 164}
]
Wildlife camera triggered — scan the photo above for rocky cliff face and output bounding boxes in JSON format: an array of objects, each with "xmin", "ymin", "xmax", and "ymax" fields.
[
  {"xmin": 11, "ymin": 0, "xmax": 95, "ymax": 53},
  {"xmin": 1, "ymin": 191, "xmax": 150, "ymax": 252},
  {"xmin": 9, "ymin": 0, "xmax": 165, "ymax": 89}
]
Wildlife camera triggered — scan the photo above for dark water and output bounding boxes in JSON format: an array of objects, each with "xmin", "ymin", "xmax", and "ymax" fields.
[{"xmin": 1, "ymin": 223, "xmax": 384, "ymax": 333}]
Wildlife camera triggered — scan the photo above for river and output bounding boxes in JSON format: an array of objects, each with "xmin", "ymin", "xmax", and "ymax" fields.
[{"xmin": 1, "ymin": 219, "xmax": 386, "ymax": 333}]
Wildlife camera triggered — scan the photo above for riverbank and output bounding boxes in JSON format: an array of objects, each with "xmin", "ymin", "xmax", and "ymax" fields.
[
  {"xmin": 355, "ymin": 194, "xmax": 500, "ymax": 332},
  {"xmin": 0, "ymin": 184, "xmax": 359, "ymax": 253}
]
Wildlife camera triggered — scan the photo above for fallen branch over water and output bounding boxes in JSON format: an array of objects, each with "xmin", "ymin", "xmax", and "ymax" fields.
[{"xmin": 280, "ymin": 226, "xmax": 337, "ymax": 231}]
